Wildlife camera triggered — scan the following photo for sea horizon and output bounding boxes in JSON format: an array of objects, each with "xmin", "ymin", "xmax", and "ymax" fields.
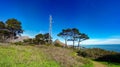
[{"xmin": 80, "ymin": 44, "xmax": 120, "ymax": 53}]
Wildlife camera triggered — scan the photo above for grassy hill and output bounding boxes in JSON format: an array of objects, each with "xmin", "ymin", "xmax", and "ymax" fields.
[
  {"xmin": 0, "ymin": 44, "xmax": 119, "ymax": 67},
  {"xmin": 0, "ymin": 45, "xmax": 60, "ymax": 67},
  {"xmin": 0, "ymin": 44, "xmax": 92, "ymax": 67}
]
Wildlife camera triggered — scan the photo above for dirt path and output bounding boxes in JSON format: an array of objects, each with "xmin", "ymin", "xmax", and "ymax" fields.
[{"xmin": 93, "ymin": 61, "xmax": 107, "ymax": 67}]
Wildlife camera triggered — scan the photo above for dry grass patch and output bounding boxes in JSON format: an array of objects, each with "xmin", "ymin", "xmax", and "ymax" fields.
[{"xmin": 37, "ymin": 45, "xmax": 92, "ymax": 67}]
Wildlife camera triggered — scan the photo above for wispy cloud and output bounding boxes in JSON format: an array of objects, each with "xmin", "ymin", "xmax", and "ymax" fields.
[
  {"xmin": 22, "ymin": 32, "xmax": 120, "ymax": 45},
  {"xmin": 81, "ymin": 38, "xmax": 120, "ymax": 45},
  {"xmin": 22, "ymin": 30, "xmax": 47, "ymax": 38},
  {"xmin": 81, "ymin": 35, "xmax": 120, "ymax": 45},
  {"xmin": 61, "ymin": 35, "xmax": 120, "ymax": 45}
]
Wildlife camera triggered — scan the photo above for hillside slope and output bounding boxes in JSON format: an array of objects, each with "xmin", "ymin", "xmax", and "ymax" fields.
[
  {"xmin": 0, "ymin": 45, "xmax": 60, "ymax": 67},
  {"xmin": 0, "ymin": 44, "xmax": 92, "ymax": 67}
]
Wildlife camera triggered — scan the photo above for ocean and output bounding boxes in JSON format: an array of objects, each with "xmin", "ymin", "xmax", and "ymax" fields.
[{"xmin": 81, "ymin": 44, "xmax": 120, "ymax": 53}]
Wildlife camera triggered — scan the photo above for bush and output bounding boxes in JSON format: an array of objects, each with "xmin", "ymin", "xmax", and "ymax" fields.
[
  {"xmin": 77, "ymin": 48, "xmax": 120, "ymax": 63},
  {"xmin": 45, "ymin": 43, "xmax": 51, "ymax": 46},
  {"xmin": 14, "ymin": 41, "xmax": 24, "ymax": 45},
  {"xmin": 77, "ymin": 50, "xmax": 89, "ymax": 57}
]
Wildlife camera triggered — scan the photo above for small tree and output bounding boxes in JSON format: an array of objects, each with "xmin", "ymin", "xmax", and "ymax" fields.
[
  {"xmin": 35, "ymin": 34, "xmax": 45, "ymax": 45},
  {"xmin": 44, "ymin": 33, "xmax": 52, "ymax": 44}
]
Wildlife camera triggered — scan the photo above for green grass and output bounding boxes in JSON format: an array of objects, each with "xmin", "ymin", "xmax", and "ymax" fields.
[
  {"xmin": 100, "ymin": 62, "xmax": 120, "ymax": 67},
  {"xmin": 0, "ymin": 44, "xmax": 94, "ymax": 67},
  {"xmin": 0, "ymin": 45, "xmax": 60, "ymax": 67},
  {"xmin": 81, "ymin": 61, "xmax": 93, "ymax": 67},
  {"xmin": 82, "ymin": 63, "xmax": 93, "ymax": 67}
]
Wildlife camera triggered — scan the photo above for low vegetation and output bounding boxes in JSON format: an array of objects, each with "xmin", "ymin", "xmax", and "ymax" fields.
[
  {"xmin": 0, "ymin": 44, "xmax": 93, "ymax": 67},
  {"xmin": 38, "ymin": 45, "xmax": 93, "ymax": 67},
  {"xmin": 0, "ymin": 45, "xmax": 60, "ymax": 67},
  {"xmin": 77, "ymin": 48, "xmax": 120, "ymax": 63},
  {"xmin": 0, "ymin": 19, "xmax": 119, "ymax": 67}
]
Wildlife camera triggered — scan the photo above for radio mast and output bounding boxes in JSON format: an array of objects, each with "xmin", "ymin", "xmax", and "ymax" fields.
[{"xmin": 49, "ymin": 15, "xmax": 52, "ymax": 44}]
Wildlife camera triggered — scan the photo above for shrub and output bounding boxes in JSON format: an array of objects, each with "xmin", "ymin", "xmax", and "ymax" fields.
[
  {"xmin": 45, "ymin": 43, "xmax": 51, "ymax": 46},
  {"xmin": 77, "ymin": 48, "xmax": 120, "ymax": 63},
  {"xmin": 77, "ymin": 50, "xmax": 89, "ymax": 57},
  {"xmin": 14, "ymin": 41, "xmax": 24, "ymax": 45}
]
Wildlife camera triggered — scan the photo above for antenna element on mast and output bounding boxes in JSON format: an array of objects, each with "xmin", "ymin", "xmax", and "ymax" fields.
[{"xmin": 49, "ymin": 15, "xmax": 52, "ymax": 44}]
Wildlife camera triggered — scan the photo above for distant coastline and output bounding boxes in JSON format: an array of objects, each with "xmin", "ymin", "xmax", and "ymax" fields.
[{"xmin": 81, "ymin": 44, "xmax": 120, "ymax": 52}]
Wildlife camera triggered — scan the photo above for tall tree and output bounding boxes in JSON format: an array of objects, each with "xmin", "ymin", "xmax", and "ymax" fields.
[
  {"xmin": 57, "ymin": 29, "xmax": 71, "ymax": 47},
  {"xmin": 58, "ymin": 28, "xmax": 89, "ymax": 48},
  {"xmin": 77, "ymin": 33, "xmax": 89, "ymax": 48},
  {"xmin": 6, "ymin": 18, "xmax": 23, "ymax": 40},
  {"xmin": 71, "ymin": 28, "xmax": 80, "ymax": 48}
]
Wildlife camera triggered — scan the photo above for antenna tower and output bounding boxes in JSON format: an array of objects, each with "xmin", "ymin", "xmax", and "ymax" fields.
[{"xmin": 49, "ymin": 15, "xmax": 52, "ymax": 44}]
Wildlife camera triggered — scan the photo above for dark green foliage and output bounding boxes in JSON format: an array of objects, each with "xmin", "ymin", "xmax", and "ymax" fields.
[
  {"xmin": 77, "ymin": 48, "xmax": 120, "ymax": 63},
  {"xmin": 23, "ymin": 33, "xmax": 52, "ymax": 45},
  {"xmin": 77, "ymin": 48, "xmax": 117, "ymax": 59},
  {"xmin": 57, "ymin": 28, "xmax": 71, "ymax": 47},
  {"xmin": 58, "ymin": 28, "xmax": 89, "ymax": 48},
  {"xmin": 45, "ymin": 43, "xmax": 51, "ymax": 46},
  {"xmin": 35, "ymin": 34, "xmax": 45, "ymax": 45},
  {"xmin": 44, "ymin": 33, "xmax": 51, "ymax": 43},
  {"xmin": 96, "ymin": 54, "xmax": 120, "ymax": 63},
  {"xmin": 23, "ymin": 38, "xmax": 34, "ymax": 44},
  {"xmin": 77, "ymin": 33, "xmax": 89, "ymax": 47},
  {"xmin": 14, "ymin": 41, "xmax": 24, "ymax": 45},
  {"xmin": 0, "ymin": 18, "xmax": 23, "ymax": 43},
  {"xmin": 6, "ymin": 18, "xmax": 23, "ymax": 36},
  {"xmin": 22, "ymin": 33, "xmax": 51, "ymax": 45},
  {"xmin": 77, "ymin": 51, "xmax": 89, "ymax": 57},
  {"xmin": 0, "ymin": 21, "xmax": 5, "ymax": 29}
]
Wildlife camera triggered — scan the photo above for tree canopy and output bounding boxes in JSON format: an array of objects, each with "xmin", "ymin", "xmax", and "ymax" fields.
[
  {"xmin": 24, "ymin": 33, "xmax": 52, "ymax": 45},
  {"xmin": 0, "ymin": 18, "xmax": 23, "ymax": 42},
  {"xmin": 57, "ymin": 28, "xmax": 71, "ymax": 47},
  {"xmin": 58, "ymin": 28, "xmax": 89, "ymax": 48}
]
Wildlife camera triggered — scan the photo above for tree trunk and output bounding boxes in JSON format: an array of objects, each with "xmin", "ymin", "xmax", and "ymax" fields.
[
  {"xmin": 78, "ymin": 41, "xmax": 80, "ymax": 49},
  {"xmin": 39, "ymin": 42, "xmax": 40, "ymax": 45},
  {"xmin": 64, "ymin": 39, "xmax": 67, "ymax": 47},
  {"xmin": 78, "ymin": 39, "xmax": 80, "ymax": 49},
  {"xmin": 73, "ymin": 40, "xmax": 75, "ymax": 48},
  {"xmin": 2, "ymin": 35, "xmax": 5, "ymax": 42}
]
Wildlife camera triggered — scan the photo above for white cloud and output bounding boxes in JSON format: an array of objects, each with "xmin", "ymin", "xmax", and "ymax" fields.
[
  {"xmin": 81, "ymin": 38, "xmax": 120, "ymax": 45},
  {"xmin": 60, "ymin": 37, "xmax": 120, "ymax": 45},
  {"xmin": 22, "ymin": 30, "xmax": 47, "ymax": 38},
  {"xmin": 22, "ymin": 32, "xmax": 120, "ymax": 45}
]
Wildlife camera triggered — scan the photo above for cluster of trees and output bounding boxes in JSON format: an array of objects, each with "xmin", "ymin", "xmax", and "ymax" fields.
[
  {"xmin": 0, "ymin": 18, "xmax": 23, "ymax": 42},
  {"xmin": 57, "ymin": 28, "xmax": 89, "ymax": 48},
  {"xmin": 23, "ymin": 33, "xmax": 52, "ymax": 45},
  {"xmin": 0, "ymin": 18, "xmax": 89, "ymax": 48}
]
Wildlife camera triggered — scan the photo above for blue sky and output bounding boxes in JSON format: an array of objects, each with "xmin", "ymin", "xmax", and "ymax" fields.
[{"xmin": 0, "ymin": 0, "xmax": 120, "ymax": 44}]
